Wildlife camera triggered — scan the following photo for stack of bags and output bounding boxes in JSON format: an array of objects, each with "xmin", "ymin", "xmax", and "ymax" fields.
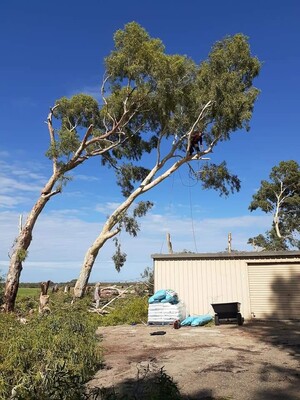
[{"xmin": 147, "ymin": 289, "xmax": 186, "ymax": 325}]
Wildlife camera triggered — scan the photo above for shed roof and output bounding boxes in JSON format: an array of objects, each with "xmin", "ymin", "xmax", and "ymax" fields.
[{"xmin": 151, "ymin": 251, "xmax": 300, "ymax": 260}]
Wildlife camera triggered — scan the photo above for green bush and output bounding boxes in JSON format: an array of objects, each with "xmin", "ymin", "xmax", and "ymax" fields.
[
  {"xmin": 0, "ymin": 296, "xmax": 102, "ymax": 400},
  {"xmin": 100, "ymin": 295, "xmax": 148, "ymax": 326},
  {"xmin": 0, "ymin": 291, "xmax": 181, "ymax": 399}
]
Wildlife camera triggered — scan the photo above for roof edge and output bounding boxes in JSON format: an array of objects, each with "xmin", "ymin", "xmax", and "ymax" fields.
[{"xmin": 151, "ymin": 250, "xmax": 300, "ymax": 260}]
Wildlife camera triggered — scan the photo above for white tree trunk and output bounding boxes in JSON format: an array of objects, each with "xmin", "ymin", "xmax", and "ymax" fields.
[
  {"xmin": 4, "ymin": 175, "xmax": 59, "ymax": 312},
  {"xmin": 74, "ymin": 250, "xmax": 99, "ymax": 298},
  {"xmin": 273, "ymin": 181, "xmax": 284, "ymax": 239},
  {"xmin": 73, "ymin": 233, "xmax": 109, "ymax": 298}
]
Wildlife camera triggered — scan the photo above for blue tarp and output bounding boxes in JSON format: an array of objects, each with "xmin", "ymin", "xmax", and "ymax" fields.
[
  {"xmin": 148, "ymin": 289, "xmax": 178, "ymax": 304},
  {"xmin": 181, "ymin": 314, "xmax": 212, "ymax": 326}
]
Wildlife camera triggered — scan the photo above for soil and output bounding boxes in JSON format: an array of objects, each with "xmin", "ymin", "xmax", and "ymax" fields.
[{"xmin": 88, "ymin": 320, "xmax": 300, "ymax": 400}]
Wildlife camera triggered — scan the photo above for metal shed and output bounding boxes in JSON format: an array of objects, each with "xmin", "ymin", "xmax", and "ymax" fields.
[{"xmin": 152, "ymin": 251, "xmax": 300, "ymax": 321}]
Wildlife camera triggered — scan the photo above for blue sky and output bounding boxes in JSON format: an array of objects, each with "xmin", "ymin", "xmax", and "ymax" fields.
[{"xmin": 0, "ymin": 0, "xmax": 299, "ymax": 283}]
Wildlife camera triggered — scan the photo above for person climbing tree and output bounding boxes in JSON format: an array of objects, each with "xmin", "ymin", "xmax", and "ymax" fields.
[{"xmin": 187, "ymin": 129, "xmax": 203, "ymax": 155}]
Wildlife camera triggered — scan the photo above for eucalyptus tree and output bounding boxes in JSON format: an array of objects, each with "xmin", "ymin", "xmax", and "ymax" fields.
[
  {"xmin": 3, "ymin": 66, "xmax": 158, "ymax": 311},
  {"xmin": 248, "ymin": 160, "xmax": 300, "ymax": 250},
  {"xmin": 74, "ymin": 23, "xmax": 261, "ymax": 297}
]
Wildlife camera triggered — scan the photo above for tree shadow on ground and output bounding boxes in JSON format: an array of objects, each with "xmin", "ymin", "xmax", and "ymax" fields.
[
  {"xmin": 245, "ymin": 271, "xmax": 300, "ymax": 359},
  {"xmin": 242, "ymin": 270, "xmax": 300, "ymax": 399},
  {"xmin": 253, "ymin": 363, "xmax": 299, "ymax": 400},
  {"xmin": 244, "ymin": 319, "xmax": 300, "ymax": 359},
  {"xmin": 86, "ymin": 368, "xmax": 225, "ymax": 399}
]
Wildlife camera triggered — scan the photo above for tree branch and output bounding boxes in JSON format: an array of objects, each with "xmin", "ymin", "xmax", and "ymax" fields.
[
  {"xmin": 47, "ymin": 104, "xmax": 59, "ymax": 173},
  {"xmin": 73, "ymin": 124, "xmax": 94, "ymax": 159},
  {"xmin": 41, "ymin": 188, "xmax": 61, "ymax": 199}
]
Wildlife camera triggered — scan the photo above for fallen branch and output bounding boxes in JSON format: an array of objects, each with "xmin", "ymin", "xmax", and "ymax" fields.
[{"xmin": 98, "ymin": 285, "xmax": 134, "ymax": 313}]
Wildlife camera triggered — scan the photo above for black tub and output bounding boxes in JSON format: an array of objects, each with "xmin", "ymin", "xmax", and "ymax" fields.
[{"xmin": 211, "ymin": 302, "xmax": 244, "ymax": 326}]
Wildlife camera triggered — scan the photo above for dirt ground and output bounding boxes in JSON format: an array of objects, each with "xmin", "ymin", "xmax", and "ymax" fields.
[{"xmin": 88, "ymin": 320, "xmax": 300, "ymax": 400}]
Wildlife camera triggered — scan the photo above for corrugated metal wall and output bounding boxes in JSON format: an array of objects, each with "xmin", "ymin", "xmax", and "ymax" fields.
[
  {"xmin": 248, "ymin": 262, "xmax": 300, "ymax": 320},
  {"xmin": 154, "ymin": 256, "xmax": 300, "ymax": 320},
  {"xmin": 154, "ymin": 258, "xmax": 251, "ymax": 318}
]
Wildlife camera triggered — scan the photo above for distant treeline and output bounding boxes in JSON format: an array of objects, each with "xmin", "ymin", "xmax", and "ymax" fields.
[{"xmin": 19, "ymin": 280, "xmax": 137, "ymax": 288}]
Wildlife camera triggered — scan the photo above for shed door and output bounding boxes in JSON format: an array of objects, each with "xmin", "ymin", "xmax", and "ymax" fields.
[{"xmin": 248, "ymin": 263, "xmax": 300, "ymax": 320}]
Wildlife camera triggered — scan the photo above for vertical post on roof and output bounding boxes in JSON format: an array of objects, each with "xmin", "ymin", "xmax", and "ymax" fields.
[
  {"xmin": 167, "ymin": 232, "xmax": 173, "ymax": 254},
  {"xmin": 228, "ymin": 232, "xmax": 232, "ymax": 253}
]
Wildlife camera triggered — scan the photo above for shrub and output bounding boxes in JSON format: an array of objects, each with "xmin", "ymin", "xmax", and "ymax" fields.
[
  {"xmin": 0, "ymin": 296, "xmax": 102, "ymax": 400},
  {"xmin": 100, "ymin": 295, "xmax": 148, "ymax": 326}
]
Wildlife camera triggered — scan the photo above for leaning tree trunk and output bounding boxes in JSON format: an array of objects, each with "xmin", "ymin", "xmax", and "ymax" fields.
[
  {"xmin": 4, "ymin": 176, "xmax": 59, "ymax": 312},
  {"xmin": 73, "ymin": 234, "xmax": 109, "ymax": 298},
  {"xmin": 73, "ymin": 252, "xmax": 98, "ymax": 299},
  {"xmin": 73, "ymin": 153, "xmax": 193, "ymax": 298},
  {"xmin": 4, "ymin": 254, "xmax": 23, "ymax": 313}
]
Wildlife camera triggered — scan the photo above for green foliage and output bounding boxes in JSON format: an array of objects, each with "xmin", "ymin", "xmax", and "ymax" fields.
[
  {"xmin": 103, "ymin": 22, "xmax": 260, "ymax": 195},
  {"xmin": 133, "ymin": 201, "xmax": 153, "ymax": 218},
  {"xmin": 100, "ymin": 295, "xmax": 148, "ymax": 326},
  {"xmin": 119, "ymin": 201, "xmax": 154, "ymax": 236},
  {"xmin": 140, "ymin": 267, "xmax": 154, "ymax": 296},
  {"xmin": 112, "ymin": 201, "xmax": 154, "ymax": 271},
  {"xmin": 47, "ymin": 94, "xmax": 99, "ymax": 162},
  {"xmin": 16, "ymin": 248, "xmax": 28, "ymax": 263},
  {"xmin": 248, "ymin": 231, "xmax": 288, "ymax": 251},
  {"xmin": 248, "ymin": 160, "xmax": 300, "ymax": 250},
  {"xmin": 47, "ymin": 94, "xmax": 101, "ymax": 161},
  {"xmin": 17, "ymin": 287, "xmax": 40, "ymax": 298},
  {"xmin": 117, "ymin": 164, "xmax": 150, "ymax": 197},
  {"xmin": 0, "ymin": 296, "xmax": 102, "ymax": 400},
  {"xmin": 112, "ymin": 237, "xmax": 127, "ymax": 272},
  {"xmin": 198, "ymin": 34, "xmax": 260, "ymax": 140},
  {"xmin": 198, "ymin": 161, "xmax": 241, "ymax": 196},
  {"xmin": 16, "ymin": 295, "xmax": 39, "ymax": 316}
]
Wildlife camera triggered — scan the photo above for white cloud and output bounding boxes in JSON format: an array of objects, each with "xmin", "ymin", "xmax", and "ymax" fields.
[
  {"xmin": 0, "ymin": 156, "xmax": 272, "ymax": 282},
  {"xmin": 75, "ymin": 174, "xmax": 99, "ymax": 182},
  {"xmin": 95, "ymin": 202, "xmax": 121, "ymax": 214},
  {"xmin": 0, "ymin": 195, "xmax": 29, "ymax": 208},
  {"xmin": 0, "ymin": 207, "xmax": 272, "ymax": 283},
  {"xmin": 0, "ymin": 156, "xmax": 49, "ymax": 210},
  {"xmin": 69, "ymin": 84, "xmax": 102, "ymax": 102},
  {"xmin": 0, "ymin": 176, "xmax": 42, "ymax": 194}
]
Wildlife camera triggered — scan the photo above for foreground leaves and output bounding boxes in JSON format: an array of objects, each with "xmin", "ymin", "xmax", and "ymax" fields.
[{"xmin": 0, "ymin": 296, "xmax": 102, "ymax": 400}]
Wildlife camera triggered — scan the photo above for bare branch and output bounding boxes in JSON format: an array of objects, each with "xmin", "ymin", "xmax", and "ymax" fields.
[
  {"xmin": 69, "ymin": 123, "xmax": 78, "ymax": 133},
  {"xmin": 41, "ymin": 188, "xmax": 61, "ymax": 199},
  {"xmin": 67, "ymin": 116, "xmax": 78, "ymax": 132},
  {"xmin": 104, "ymin": 227, "xmax": 121, "ymax": 240},
  {"xmin": 273, "ymin": 180, "xmax": 290, "ymax": 238},
  {"xmin": 187, "ymin": 100, "xmax": 213, "ymax": 138},
  {"xmin": 47, "ymin": 104, "xmax": 59, "ymax": 173},
  {"xmin": 73, "ymin": 124, "xmax": 94, "ymax": 159},
  {"xmin": 103, "ymin": 115, "xmax": 109, "ymax": 132},
  {"xmin": 100, "ymin": 73, "xmax": 117, "ymax": 126},
  {"xmin": 100, "ymin": 73, "xmax": 111, "ymax": 106},
  {"xmin": 174, "ymin": 100, "xmax": 213, "ymax": 155},
  {"xmin": 123, "ymin": 86, "xmax": 136, "ymax": 112}
]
